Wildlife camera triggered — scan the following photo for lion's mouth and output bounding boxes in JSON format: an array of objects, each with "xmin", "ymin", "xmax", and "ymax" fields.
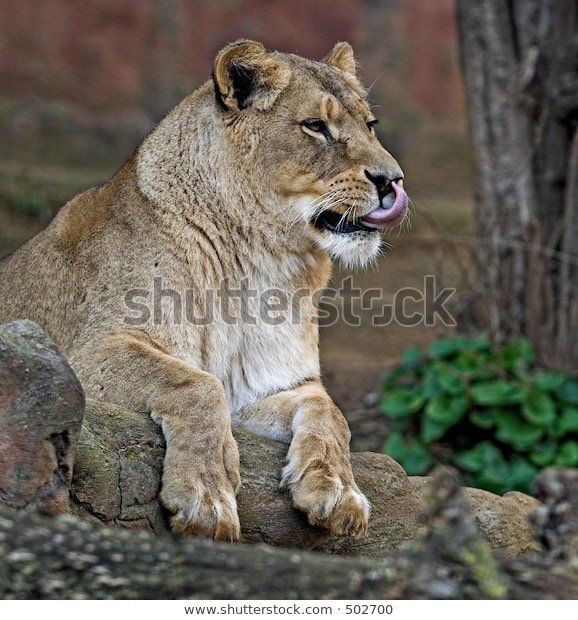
[
  {"xmin": 311, "ymin": 210, "xmax": 369, "ymax": 234},
  {"xmin": 359, "ymin": 181, "xmax": 409, "ymax": 229},
  {"xmin": 311, "ymin": 181, "xmax": 409, "ymax": 235}
]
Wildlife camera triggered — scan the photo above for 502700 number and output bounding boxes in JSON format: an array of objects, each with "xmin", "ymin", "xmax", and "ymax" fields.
[{"xmin": 345, "ymin": 605, "xmax": 393, "ymax": 615}]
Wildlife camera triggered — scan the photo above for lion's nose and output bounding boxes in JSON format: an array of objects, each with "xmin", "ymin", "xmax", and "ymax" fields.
[{"xmin": 364, "ymin": 170, "xmax": 404, "ymax": 200}]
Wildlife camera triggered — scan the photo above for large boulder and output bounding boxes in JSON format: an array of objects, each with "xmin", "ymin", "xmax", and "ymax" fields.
[{"xmin": 0, "ymin": 320, "xmax": 84, "ymax": 513}]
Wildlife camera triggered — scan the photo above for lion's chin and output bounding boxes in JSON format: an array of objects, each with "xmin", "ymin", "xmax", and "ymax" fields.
[{"xmin": 315, "ymin": 229, "xmax": 382, "ymax": 270}]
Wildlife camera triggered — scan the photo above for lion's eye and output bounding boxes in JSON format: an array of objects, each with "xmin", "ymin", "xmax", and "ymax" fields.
[
  {"xmin": 367, "ymin": 119, "xmax": 379, "ymax": 134},
  {"xmin": 301, "ymin": 118, "xmax": 333, "ymax": 141},
  {"xmin": 302, "ymin": 118, "xmax": 326, "ymax": 132}
]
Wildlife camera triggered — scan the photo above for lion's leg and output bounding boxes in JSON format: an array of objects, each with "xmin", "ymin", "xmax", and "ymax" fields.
[
  {"xmin": 235, "ymin": 381, "xmax": 370, "ymax": 538},
  {"xmin": 74, "ymin": 330, "xmax": 240, "ymax": 541}
]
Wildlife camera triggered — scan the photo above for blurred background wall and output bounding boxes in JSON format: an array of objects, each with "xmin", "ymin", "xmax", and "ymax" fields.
[
  {"xmin": 0, "ymin": 0, "xmax": 474, "ymax": 418},
  {"xmin": 0, "ymin": 0, "xmax": 467, "ymax": 197}
]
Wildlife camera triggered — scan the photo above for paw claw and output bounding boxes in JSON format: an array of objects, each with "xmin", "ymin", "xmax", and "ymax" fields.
[
  {"xmin": 282, "ymin": 442, "xmax": 370, "ymax": 539},
  {"xmin": 166, "ymin": 489, "xmax": 241, "ymax": 542},
  {"xmin": 162, "ymin": 436, "xmax": 241, "ymax": 542}
]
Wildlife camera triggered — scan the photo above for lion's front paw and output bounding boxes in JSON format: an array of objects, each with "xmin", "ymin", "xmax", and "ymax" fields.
[
  {"xmin": 163, "ymin": 480, "xmax": 240, "ymax": 542},
  {"xmin": 280, "ymin": 435, "xmax": 370, "ymax": 538},
  {"xmin": 161, "ymin": 436, "xmax": 241, "ymax": 542}
]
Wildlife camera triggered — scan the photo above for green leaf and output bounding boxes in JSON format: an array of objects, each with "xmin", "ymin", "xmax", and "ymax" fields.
[
  {"xmin": 381, "ymin": 366, "xmax": 407, "ymax": 390},
  {"xmin": 381, "ymin": 387, "xmax": 425, "ymax": 418},
  {"xmin": 470, "ymin": 409, "xmax": 495, "ymax": 429},
  {"xmin": 495, "ymin": 410, "xmax": 544, "ymax": 449},
  {"xmin": 555, "ymin": 441, "xmax": 578, "ymax": 467},
  {"xmin": 421, "ymin": 416, "xmax": 450, "ymax": 443},
  {"xmin": 454, "ymin": 441, "xmax": 503, "ymax": 473},
  {"xmin": 454, "ymin": 451, "xmax": 482, "ymax": 472},
  {"xmin": 425, "ymin": 394, "xmax": 469, "ymax": 426},
  {"xmin": 427, "ymin": 338, "xmax": 463, "ymax": 359},
  {"xmin": 521, "ymin": 389, "xmax": 556, "ymax": 426},
  {"xmin": 401, "ymin": 346, "xmax": 422, "ymax": 364},
  {"xmin": 460, "ymin": 334, "xmax": 492, "ymax": 353},
  {"xmin": 509, "ymin": 457, "xmax": 538, "ymax": 494},
  {"xmin": 518, "ymin": 338, "xmax": 534, "ymax": 364},
  {"xmin": 453, "ymin": 351, "xmax": 479, "ymax": 374},
  {"xmin": 557, "ymin": 380, "xmax": 578, "ymax": 406},
  {"xmin": 502, "ymin": 338, "xmax": 533, "ymax": 373},
  {"xmin": 453, "ymin": 351, "xmax": 496, "ymax": 380},
  {"xmin": 471, "ymin": 381, "xmax": 523, "ymax": 406},
  {"xmin": 383, "ymin": 431, "xmax": 407, "ymax": 461},
  {"xmin": 422, "ymin": 367, "xmax": 443, "ymax": 399},
  {"xmin": 556, "ymin": 406, "xmax": 578, "ymax": 436},
  {"xmin": 477, "ymin": 461, "xmax": 510, "ymax": 495},
  {"xmin": 530, "ymin": 371, "xmax": 567, "ymax": 392},
  {"xmin": 529, "ymin": 441, "xmax": 558, "ymax": 467},
  {"xmin": 401, "ymin": 439, "xmax": 433, "ymax": 475},
  {"xmin": 434, "ymin": 362, "xmax": 467, "ymax": 395}
]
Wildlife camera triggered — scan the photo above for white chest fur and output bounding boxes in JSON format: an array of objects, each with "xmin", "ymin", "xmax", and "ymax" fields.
[
  {"xmin": 203, "ymin": 298, "xmax": 319, "ymax": 414},
  {"xmin": 173, "ymin": 266, "xmax": 322, "ymax": 415}
]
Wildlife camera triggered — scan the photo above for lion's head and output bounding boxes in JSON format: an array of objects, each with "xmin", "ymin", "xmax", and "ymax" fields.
[{"xmin": 212, "ymin": 40, "xmax": 409, "ymax": 269}]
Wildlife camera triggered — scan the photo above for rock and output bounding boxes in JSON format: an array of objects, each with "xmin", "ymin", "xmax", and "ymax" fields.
[
  {"xmin": 71, "ymin": 398, "xmax": 541, "ymax": 557},
  {"xmin": 0, "ymin": 320, "xmax": 84, "ymax": 513},
  {"xmin": 531, "ymin": 468, "xmax": 578, "ymax": 560},
  {"xmin": 407, "ymin": 478, "xmax": 540, "ymax": 557}
]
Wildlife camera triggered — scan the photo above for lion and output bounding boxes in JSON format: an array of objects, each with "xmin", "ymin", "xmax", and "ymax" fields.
[{"xmin": 0, "ymin": 40, "xmax": 408, "ymax": 541}]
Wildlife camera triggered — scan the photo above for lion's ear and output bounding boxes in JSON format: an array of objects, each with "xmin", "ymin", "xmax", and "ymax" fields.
[
  {"xmin": 213, "ymin": 40, "xmax": 290, "ymax": 112},
  {"xmin": 323, "ymin": 42, "xmax": 357, "ymax": 76}
]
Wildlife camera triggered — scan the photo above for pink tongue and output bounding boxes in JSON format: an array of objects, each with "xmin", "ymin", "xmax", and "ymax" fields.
[{"xmin": 360, "ymin": 181, "xmax": 409, "ymax": 229}]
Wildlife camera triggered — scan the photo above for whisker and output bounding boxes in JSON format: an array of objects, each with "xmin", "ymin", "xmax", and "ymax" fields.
[
  {"xmin": 283, "ymin": 190, "xmax": 336, "ymax": 237},
  {"xmin": 335, "ymin": 200, "xmax": 354, "ymax": 231},
  {"xmin": 367, "ymin": 74, "xmax": 383, "ymax": 95},
  {"xmin": 310, "ymin": 195, "xmax": 343, "ymax": 224}
]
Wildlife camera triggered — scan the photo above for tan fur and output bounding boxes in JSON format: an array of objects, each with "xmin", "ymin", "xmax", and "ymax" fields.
[{"xmin": 0, "ymin": 41, "xmax": 405, "ymax": 540}]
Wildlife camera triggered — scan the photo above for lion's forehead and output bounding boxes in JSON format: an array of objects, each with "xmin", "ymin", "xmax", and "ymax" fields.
[
  {"xmin": 335, "ymin": 94, "xmax": 372, "ymax": 123},
  {"xmin": 274, "ymin": 52, "xmax": 369, "ymax": 116}
]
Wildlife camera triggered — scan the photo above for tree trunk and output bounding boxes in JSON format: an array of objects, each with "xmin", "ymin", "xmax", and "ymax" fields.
[
  {"xmin": 2, "ymin": 467, "xmax": 577, "ymax": 599},
  {"xmin": 456, "ymin": 0, "xmax": 578, "ymax": 368}
]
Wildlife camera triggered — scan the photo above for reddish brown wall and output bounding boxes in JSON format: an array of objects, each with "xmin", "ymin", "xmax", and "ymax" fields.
[{"xmin": 0, "ymin": 0, "xmax": 461, "ymax": 120}]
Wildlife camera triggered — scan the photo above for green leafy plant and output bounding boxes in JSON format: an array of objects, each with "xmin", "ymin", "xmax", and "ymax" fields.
[{"xmin": 381, "ymin": 335, "xmax": 578, "ymax": 495}]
